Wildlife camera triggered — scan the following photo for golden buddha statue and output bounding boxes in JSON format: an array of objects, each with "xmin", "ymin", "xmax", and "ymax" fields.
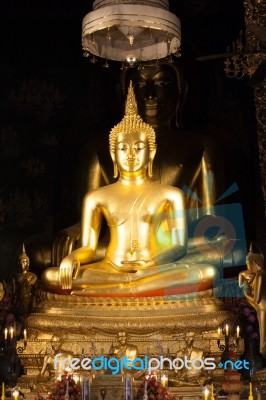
[
  {"xmin": 39, "ymin": 334, "xmax": 74, "ymax": 377},
  {"xmin": 239, "ymin": 243, "xmax": 258, "ymax": 295},
  {"xmin": 49, "ymin": 59, "xmax": 236, "ymax": 271},
  {"xmin": 239, "ymin": 245, "xmax": 266, "ymax": 358},
  {"xmin": 109, "ymin": 332, "xmax": 138, "ymax": 361},
  {"xmin": 14, "ymin": 244, "xmax": 38, "ymax": 314},
  {"xmin": 42, "ymin": 82, "xmax": 224, "ymax": 297},
  {"xmin": 171, "ymin": 332, "xmax": 207, "ymax": 386},
  {"xmin": 26, "ymin": 58, "xmax": 246, "ymax": 284}
]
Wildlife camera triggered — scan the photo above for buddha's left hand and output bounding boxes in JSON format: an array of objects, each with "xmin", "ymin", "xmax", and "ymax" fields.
[{"xmin": 59, "ymin": 255, "xmax": 80, "ymax": 289}]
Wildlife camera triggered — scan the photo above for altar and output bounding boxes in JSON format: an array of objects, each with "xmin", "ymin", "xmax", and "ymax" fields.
[
  {"xmin": 13, "ymin": 278, "xmax": 246, "ymax": 398},
  {"xmin": 10, "ymin": 42, "xmax": 265, "ymax": 400}
]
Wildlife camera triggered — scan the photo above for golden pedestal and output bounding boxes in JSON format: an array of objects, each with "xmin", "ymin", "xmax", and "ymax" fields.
[
  {"xmin": 252, "ymin": 369, "xmax": 266, "ymax": 399},
  {"xmin": 28, "ymin": 288, "xmax": 232, "ymax": 335},
  {"xmin": 17, "ymin": 281, "xmax": 244, "ymax": 399}
]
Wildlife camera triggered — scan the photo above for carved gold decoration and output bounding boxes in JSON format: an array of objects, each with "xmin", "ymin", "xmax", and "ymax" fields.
[{"xmin": 244, "ymin": 0, "xmax": 266, "ymax": 215}]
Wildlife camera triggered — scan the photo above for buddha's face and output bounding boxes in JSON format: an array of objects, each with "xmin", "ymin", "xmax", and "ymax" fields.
[
  {"xmin": 125, "ymin": 64, "xmax": 179, "ymax": 126},
  {"xmin": 115, "ymin": 131, "xmax": 150, "ymax": 174},
  {"xmin": 20, "ymin": 257, "xmax": 29, "ymax": 272},
  {"xmin": 118, "ymin": 333, "xmax": 127, "ymax": 345},
  {"xmin": 185, "ymin": 334, "xmax": 194, "ymax": 347}
]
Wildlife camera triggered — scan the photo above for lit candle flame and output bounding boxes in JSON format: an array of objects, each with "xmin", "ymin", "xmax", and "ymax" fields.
[
  {"xmin": 10, "ymin": 327, "xmax": 14, "ymax": 339},
  {"xmin": 236, "ymin": 325, "xmax": 240, "ymax": 338},
  {"xmin": 13, "ymin": 390, "xmax": 19, "ymax": 400},
  {"xmin": 225, "ymin": 324, "xmax": 229, "ymax": 336}
]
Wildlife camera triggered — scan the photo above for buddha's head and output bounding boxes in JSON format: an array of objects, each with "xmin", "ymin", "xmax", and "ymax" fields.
[
  {"xmin": 51, "ymin": 335, "xmax": 62, "ymax": 351},
  {"xmin": 110, "ymin": 81, "xmax": 157, "ymax": 178},
  {"xmin": 185, "ymin": 331, "xmax": 195, "ymax": 346},
  {"xmin": 19, "ymin": 243, "xmax": 30, "ymax": 273},
  {"xmin": 117, "ymin": 332, "xmax": 127, "ymax": 345},
  {"xmin": 120, "ymin": 58, "xmax": 187, "ymax": 128}
]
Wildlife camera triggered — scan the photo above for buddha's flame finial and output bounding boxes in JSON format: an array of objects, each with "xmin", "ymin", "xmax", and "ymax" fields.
[
  {"xmin": 125, "ymin": 81, "xmax": 138, "ymax": 116},
  {"xmin": 109, "ymin": 80, "xmax": 156, "ymax": 163}
]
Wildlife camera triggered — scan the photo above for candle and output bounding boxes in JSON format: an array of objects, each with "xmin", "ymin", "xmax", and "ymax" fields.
[
  {"xmin": 236, "ymin": 325, "xmax": 240, "ymax": 338},
  {"xmin": 161, "ymin": 374, "xmax": 167, "ymax": 388},
  {"xmin": 10, "ymin": 327, "xmax": 14, "ymax": 339},
  {"xmin": 204, "ymin": 387, "xmax": 209, "ymax": 400},
  {"xmin": 225, "ymin": 324, "xmax": 229, "ymax": 336},
  {"xmin": 65, "ymin": 380, "xmax": 69, "ymax": 400},
  {"xmin": 144, "ymin": 381, "xmax": 147, "ymax": 392},
  {"xmin": 210, "ymin": 383, "xmax": 214, "ymax": 400},
  {"xmin": 2, "ymin": 382, "xmax": 5, "ymax": 396},
  {"xmin": 248, "ymin": 382, "xmax": 254, "ymax": 400},
  {"xmin": 23, "ymin": 329, "xmax": 27, "ymax": 341},
  {"xmin": 66, "ymin": 381, "xmax": 69, "ymax": 392},
  {"xmin": 4, "ymin": 328, "xmax": 7, "ymax": 340},
  {"xmin": 217, "ymin": 327, "xmax": 221, "ymax": 338},
  {"xmin": 13, "ymin": 390, "xmax": 19, "ymax": 400}
]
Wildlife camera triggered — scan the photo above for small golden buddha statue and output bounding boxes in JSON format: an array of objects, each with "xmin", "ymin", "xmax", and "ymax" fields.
[
  {"xmin": 239, "ymin": 245, "xmax": 266, "ymax": 358},
  {"xmin": 171, "ymin": 332, "xmax": 207, "ymax": 386},
  {"xmin": 42, "ymin": 82, "xmax": 223, "ymax": 297},
  {"xmin": 14, "ymin": 244, "xmax": 38, "ymax": 314},
  {"xmin": 109, "ymin": 332, "xmax": 138, "ymax": 361},
  {"xmin": 39, "ymin": 334, "xmax": 74, "ymax": 377},
  {"xmin": 239, "ymin": 243, "xmax": 258, "ymax": 295}
]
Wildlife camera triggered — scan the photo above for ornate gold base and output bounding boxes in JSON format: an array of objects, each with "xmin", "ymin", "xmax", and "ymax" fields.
[
  {"xmin": 17, "ymin": 283, "xmax": 244, "ymax": 396},
  {"xmin": 28, "ymin": 288, "xmax": 233, "ymax": 336},
  {"xmin": 252, "ymin": 369, "xmax": 266, "ymax": 399}
]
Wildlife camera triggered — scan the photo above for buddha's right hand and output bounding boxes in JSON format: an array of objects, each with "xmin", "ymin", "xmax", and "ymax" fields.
[
  {"xmin": 52, "ymin": 222, "xmax": 81, "ymax": 267},
  {"xmin": 59, "ymin": 255, "xmax": 80, "ymax": 290}
]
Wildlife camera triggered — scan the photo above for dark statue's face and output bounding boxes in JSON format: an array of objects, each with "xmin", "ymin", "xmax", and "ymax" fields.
[{"xmin": 125, "ymin": 64, "xmax": 179, "ymax": 126}]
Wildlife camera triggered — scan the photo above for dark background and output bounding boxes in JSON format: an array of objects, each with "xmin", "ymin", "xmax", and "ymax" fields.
[{"xmin": 0, "ymin": 0, "xmax": 261, "ymax": 279}]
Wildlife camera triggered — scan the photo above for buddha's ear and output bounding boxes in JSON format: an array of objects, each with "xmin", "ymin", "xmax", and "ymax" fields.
[
  {"xmin": 110, "ymin": 149, "xmax": 118, "ymax": 178},
  {"xmin": 150, "ymin": 145, "xmax": 157, "ymax": 162},
  {"xmin": 148, "ymin": 145, "xmax": 157, "ymax": 177},
  {"xmin": 110, "ymin": 148, "xmax": 115, "ymax": 163},
  {"xmin": 113, "ymin": 162, "xmax": 118, "ymax": 178}
]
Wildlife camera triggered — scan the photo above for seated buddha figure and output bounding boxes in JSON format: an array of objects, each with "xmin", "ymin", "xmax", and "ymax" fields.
[
  {"xmin": 42, "ymin": 82, "xmax": 221, "ymax": 297},
  {"xmin": 52, "ymin": 58, "xmax": 226, "ymax": 269}
]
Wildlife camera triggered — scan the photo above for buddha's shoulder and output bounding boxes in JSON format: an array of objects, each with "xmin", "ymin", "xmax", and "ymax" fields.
[
  {"xmin": 150, "ymin": 182, "xmax": 184, "ymax": 198},
  {"xmin": 83, "ymin": 183, "xmax": 118, "ymax": 199}
]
